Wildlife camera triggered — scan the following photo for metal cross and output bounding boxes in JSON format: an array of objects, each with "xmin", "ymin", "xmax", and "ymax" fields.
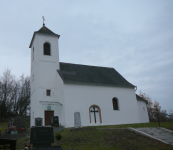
[
  {"xmin": 90, "ymin": 107, "xmax": 99, "ymax": 123},
  {"xmin": 42, "ymin": 16, "xmax": 45, "ymax": 26}
]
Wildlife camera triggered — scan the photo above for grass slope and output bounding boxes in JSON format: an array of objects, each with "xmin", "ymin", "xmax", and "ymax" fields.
[
  {"xmin": 96, "ymin": 122, "xmax": 173, "ymax": 131},
  {"xmin": 53, "ymin": 128, "xmax": 173, "ymax": 150}
]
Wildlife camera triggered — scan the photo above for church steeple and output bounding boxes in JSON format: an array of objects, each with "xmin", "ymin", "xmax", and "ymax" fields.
[
  {"xmin": 29, "ymin": 25, "xmax": 60, "ymax": 48},
  {"xmin": 30, "ymin": 23, "xmax": 61, "ymax": 127}
]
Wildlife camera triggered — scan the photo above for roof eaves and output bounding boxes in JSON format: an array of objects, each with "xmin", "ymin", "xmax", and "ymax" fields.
[
  {"xmin": 112, "ymin": 68, "xmax": 135, "ymax": 87},
  {"xmin": 29, "ymin": 31, "xmax": 60, "ymax": 48},
  {"xmin": 63, "ymin": 80, "xmax": 135, "ymax": 88},
  {"xmin": 136, "ymin": 94, "xmax": 148, "ymax": 104},
  {"xmin": 57, "ymin": 70, "xmax": 65, "ymax": 82},
  {"xmin": 29, "ymin": 32, "xmax": 36, "ymax": 48}
]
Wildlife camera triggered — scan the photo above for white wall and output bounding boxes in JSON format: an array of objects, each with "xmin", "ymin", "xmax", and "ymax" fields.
[
  {"xmin": 137, "ymin": 100, "xmax": 149, "ymax": 123},
  {"xmin": 63, "ymin": 84, "xmax": 140, "ymax": 127}
]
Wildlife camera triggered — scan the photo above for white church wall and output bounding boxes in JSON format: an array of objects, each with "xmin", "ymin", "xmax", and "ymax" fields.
[
  {"xmin": 63, "ymin": 84, "xmax": 141, "ymax": 128},
  {"xmin": 137, "ymin": 100, "xmax": 149, "ymax": 123},
  {"xmin": 30, "ymin": 89, "xmax": 36, "ymax": 126},
  {"xmin": 56, "ymin": 71, "xmax": 66, "ymax": 125},
  {"xmin": 33, "ymin": 34, "xmax": 60, "ymax": 69}
]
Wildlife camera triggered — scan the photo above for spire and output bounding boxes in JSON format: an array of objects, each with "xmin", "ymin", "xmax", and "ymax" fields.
[{"xmin": 42, "ymin": 16, "xmax": 45, "ymax": 26}]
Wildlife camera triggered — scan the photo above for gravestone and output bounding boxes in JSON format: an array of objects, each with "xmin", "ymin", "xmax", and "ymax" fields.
[
  {"xmin": 51, "ymin": 116, "xmax": 59, "ymax": 127},
  {"xmin": 30, "ymin": 127, "xmax": 62, "ymax": 150},
  {"xmin": 35, "ymin": 117, "xmax": 43, "ymax": 126},
  {"xmin": 30, "ymin": 126, "xmax": 54, "ymax": 147},
  {"xmin": 0, "ymin": 139, "xmax": 17, "ymax": 150},
  {"xmin": 74, "ymin": 112, "xmax": 82, "ymax": 128}
]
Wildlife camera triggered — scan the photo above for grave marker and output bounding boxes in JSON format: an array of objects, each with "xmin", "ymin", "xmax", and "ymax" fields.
[
  {"xmin": 35, "ymin": 117, "xmax": 43, "ymax": 126},
  {"xmin": 0, "ymin": 139, "xmax": 17, "ymax": 150},
  {"xmin": 74, "ymin": 112, "xmax": 82, "ymax": 128},
  {"xmin": 30, "ymin": 127, "xmax": 54, "ymax": 147},
  {"xmin": 51, "ymin": 116, "xmax": 59, "ymax": 127}
]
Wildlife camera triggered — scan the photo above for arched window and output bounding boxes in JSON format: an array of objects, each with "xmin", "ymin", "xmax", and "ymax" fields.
[
  {"xmin": 89, "ymin": 105, "xmax": 102, "ymax": 123},
  {"xmin": 112, "ymin": 97, "xmax": 119, "ymax": 110},
  {"xmin": 44, "ymin": 43, "xmax": 51, "ymax": 55}
]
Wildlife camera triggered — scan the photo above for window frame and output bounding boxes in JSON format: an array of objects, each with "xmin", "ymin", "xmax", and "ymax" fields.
[
  {"xmin": 112, "ymin": 97, "xmax": 119, "ymax": 110},
  {"xmin": 46, "ymin": 89, "xmax": 51, "ymax": 96},
  {"xmin": 43, "ymin": 42, "xmax": 51, "ymax": 56}
]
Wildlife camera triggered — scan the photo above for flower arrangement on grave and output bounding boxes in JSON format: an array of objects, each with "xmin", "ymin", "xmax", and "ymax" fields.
[
  {"xmin": 55, "ymin": 132, "xmax": 62, "ymax": 140},
  {"xmin": 8, "ymin": 126, "xmax": 16, "ymax": 134},
  {"xmin": 0, "ymin": 127, "xmax": 2, "ymax": 134},
  {"xmin": 17, "ymin": 127, "xmax": 25, "ymax": 133},
  {"xmin": 55, "ymin": 132, "xmax": 62, "ymax": 146}
]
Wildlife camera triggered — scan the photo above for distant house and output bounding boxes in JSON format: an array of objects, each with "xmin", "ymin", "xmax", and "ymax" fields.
[{"xmin": 30, "ymin": 24, "xmax": 149, "ymax": 127}]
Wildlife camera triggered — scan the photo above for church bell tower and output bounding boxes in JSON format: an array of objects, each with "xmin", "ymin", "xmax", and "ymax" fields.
[{"xmin": 29, "ymin": 22, "xmax": 61, "ymax": 127}]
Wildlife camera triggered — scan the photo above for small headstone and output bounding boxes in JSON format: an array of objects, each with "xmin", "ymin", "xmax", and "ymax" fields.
[
  {"xmin": 35, "ymin": 117, "xmax": 43, "ymax": 126},
  {"xmin": 51, "ymin": 116, "xmax": 59, "ymax": 127},
  {"xmin": 74, "ymin": 112, "xmax": 82, "ymax": 128},
  {"xmin": 0, "ymin": 139, "xmax": 17, "ymax": 150}
]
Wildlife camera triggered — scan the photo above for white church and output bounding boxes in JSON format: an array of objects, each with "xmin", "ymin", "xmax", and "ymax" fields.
[{"xmin": 30, "ymin": 24, "xmax": 149, "ymax": 127}]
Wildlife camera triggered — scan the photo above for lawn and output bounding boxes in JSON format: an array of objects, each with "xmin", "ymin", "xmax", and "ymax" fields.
[
  {"xmin": 0, "ymin": 122, "xmax": 173, "ymax": 150},
  {"xmin": 96, "ymin": 122, "xmax": 173, "ymax": 131},
  {"xmin": 52, "ymin": 128, "xmax": 173, "ymax": 150}
]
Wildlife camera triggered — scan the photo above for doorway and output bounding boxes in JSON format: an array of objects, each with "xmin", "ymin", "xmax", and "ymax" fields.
[{"xmin": 45, "ymin": 111, "xmax": 54, "ymax": 126}]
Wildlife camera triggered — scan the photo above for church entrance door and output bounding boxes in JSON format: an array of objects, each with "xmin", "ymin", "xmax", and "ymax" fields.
[{"xmin": 45, "ymin": 111, "xmax": 54, "ymax": 126}]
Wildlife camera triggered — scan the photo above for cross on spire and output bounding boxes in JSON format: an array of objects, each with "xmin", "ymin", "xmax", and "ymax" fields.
[{"xmin": 42, "ymin": 16, "xmax": 45, "ymax": 26}]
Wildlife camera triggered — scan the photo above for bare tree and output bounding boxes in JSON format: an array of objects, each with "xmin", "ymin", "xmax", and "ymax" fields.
[
  {"xmin": 139, "ymin": 91, "xmax": 154, "ymax": 121},
  {"xmin": 139, "ymin": 91, "xmax": 169, "ymax": 122},
  {"xmin": 0, "ymin": 69, "xmax": 16, "ymax": 118},
  {"xmin": 0, "ymin": 69, "xmax": 30, "ymax": 118}
]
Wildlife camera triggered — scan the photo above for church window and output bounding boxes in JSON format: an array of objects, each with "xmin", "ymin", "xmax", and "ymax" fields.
[
  {"xmin": 143, "ymin": 107, "xmax": 145, "ymax": 112},
  {"xmin": 32, "ymin": 74, "xmax": 34, "ymax": 81},
  {"xmin": 46, "ymin": 90, "xmax": 51, "ymax": 96},
  {"xmin": 89, "ymin": 105, "xmax": 102, "ymax": 124},
  {"xmin": 44, "ymin": 43, "xmax": 51, "ymax": 55},
  {"xmin": 112, "ymin": 97, "xmax": 119, "ymax": 110}
]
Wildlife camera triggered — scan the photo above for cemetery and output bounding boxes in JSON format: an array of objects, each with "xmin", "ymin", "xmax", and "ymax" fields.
[
  {"xmin": 0, "ymin": 116, "xmax": 64, "ymax": 150},
  {"xmin": 1, "ymin": 117, "xmax": 29, "ymax": 139},
  {"xmin": 0, "ymin": 120, "xmax": 173, "ymax": 149}
]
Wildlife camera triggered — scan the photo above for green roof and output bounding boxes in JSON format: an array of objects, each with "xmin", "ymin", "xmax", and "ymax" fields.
[
  {"xmin": 29, "ymin": 25, "xmax": 60, "ymax": 48},
  {"xmin": 57, "ymin": 62, "xmax": 136, "ymax": 88},
  {"xmin": 136, "ymin": 94, "xmax": 148, "ymax": 104}
]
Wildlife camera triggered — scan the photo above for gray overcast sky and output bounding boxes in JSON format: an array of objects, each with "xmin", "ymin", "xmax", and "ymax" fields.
[{"xmin": 0, "ymin": 0, "xmax": 173, "ymax": 112}]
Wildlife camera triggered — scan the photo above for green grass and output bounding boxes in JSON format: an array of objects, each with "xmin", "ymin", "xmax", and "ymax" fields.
[
  {"xmin": 95, "ymin": 122, "xmax": 173, "ymax": 131},
  {"xmin": 52, "ymin": 128, "xmax": 173, "ymax": 150},
  {"xmin": 0, "ymin": 122, "xmax": 8, "ymax": 134}
]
